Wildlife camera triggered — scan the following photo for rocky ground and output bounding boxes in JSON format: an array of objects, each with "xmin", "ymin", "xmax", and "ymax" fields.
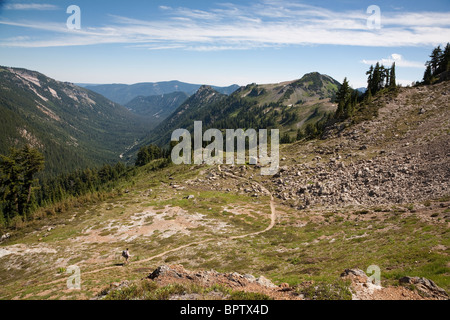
[
  {"xmin": 340, "ymin": 268, "xmax": 449, "ymax": 300},
  {"xmin": 99, "ymin": 265, "xmax": 449, "ymax": 300},
  {"xmin": 200, "ymin": 81, "xmax": 450, "ymax": 211}
]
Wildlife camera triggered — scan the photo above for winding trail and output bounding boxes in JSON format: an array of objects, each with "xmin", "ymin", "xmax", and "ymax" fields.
[
  {"xmin": 218, "ymin": 165, "xmax": 277, "ymax": 239},
  {"xmin": 36, "ymin": 165, "xmax": 277, "ymax": 287}
]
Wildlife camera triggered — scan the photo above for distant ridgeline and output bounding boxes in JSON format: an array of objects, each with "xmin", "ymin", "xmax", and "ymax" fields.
[
  {"xmin": 81, "ymin": 81, "xmax": 240, "ymax": 105},
  {"xmin": 131, "ymin": 72, "xmax": 342, "ymax": 155}
]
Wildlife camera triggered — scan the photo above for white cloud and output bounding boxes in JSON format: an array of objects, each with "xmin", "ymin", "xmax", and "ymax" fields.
[
  {"xmin": 0, "ymin": 1, "xmax": 449, "ymax": 49},
  {"xmin": 361, "ymin": 54, "xmax": 425, "ymax": 68},
  {"xmin": 5, "ymin": 3, "xmax": 59, "ymax": 11},
  {"xmin": 397, "ymin": 79, "xmax": 416, "ymax": 86}
]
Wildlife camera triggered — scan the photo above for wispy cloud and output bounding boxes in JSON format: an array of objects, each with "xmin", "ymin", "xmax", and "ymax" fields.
[
  {"xmin": 361, "ymin": 54, "xmax": 425, "ymax": 68},
  {"xmin": 5, "ymin": 3, "xmax": 59, "ymax": 11},
  {"xmin": 0, "ymin": 1, "xmax": 449, "ymax": 49}
]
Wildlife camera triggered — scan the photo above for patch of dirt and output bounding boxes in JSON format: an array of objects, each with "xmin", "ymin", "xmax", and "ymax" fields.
[
  {"xmin": 0, "ymin": 243, "xmax": 57, "ymax": 258},
  {"xmin": 222, "ymin": 205, "xmax": 260, "ymax": 219},
  {"xmin": 74, "ymin": 206, "xmax": 212, "ymax": 244}
]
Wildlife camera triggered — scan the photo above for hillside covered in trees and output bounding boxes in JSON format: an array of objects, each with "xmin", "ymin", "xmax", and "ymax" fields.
[
  {"xmin": 0, "ymin": 66, "xmax": 150, "ymax": 176},
  {"xmin": 136, "ymin": 72, "xmax": 341, "ymax": 149}
]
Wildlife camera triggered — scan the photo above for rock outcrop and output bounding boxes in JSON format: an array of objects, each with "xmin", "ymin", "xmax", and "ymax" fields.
[
  {"xmin": 341, "ymin": 268, "xmax": 449, "ymax": 300},
  {"xmin": 399, "ymin": 276, "xmax": 449, "ymax": 300}
]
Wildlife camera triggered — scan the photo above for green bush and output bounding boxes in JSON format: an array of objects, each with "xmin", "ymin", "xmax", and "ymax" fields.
[{"xmin": 300, "ymin": 280, "xmax": 352, "ymax": 300}]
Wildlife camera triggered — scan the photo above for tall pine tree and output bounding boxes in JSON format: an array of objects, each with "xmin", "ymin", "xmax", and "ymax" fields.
[
  {"xmin": 0, "ymin": 146, "xmax": 44, "ymax": 222},
  {"xmin": 423, "ymin": 64, "xmax": 432, "ymax": 84},
  {"xmin": 389, "ymin": 62, "xmax": 397, "ymax": 88},
  {"xmin": 430, "ymin": 46, "xmax": 443, "ymax": 75},
  {"xmin": 335, "ymin": 78, "xmax": 355, "ymax": 119},
  {"xmin": 442, "ymin": 43, "xmax": 450, "ymax": 73}
]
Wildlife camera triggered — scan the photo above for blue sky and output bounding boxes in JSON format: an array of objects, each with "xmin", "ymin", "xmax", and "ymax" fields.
[{"xmin": 0, "ymin": 0, "xmax": 449, "ymax": 88}]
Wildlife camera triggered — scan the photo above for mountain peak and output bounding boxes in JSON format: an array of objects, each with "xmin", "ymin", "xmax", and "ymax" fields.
[
  {"xmin": 298, "ymin": 72, "xmax": 339, "ymax": 84},
  {"xmin": 197, "ymin": 85, "xmax": 214, "ymax": 92},
  {"xmin": 191, "ymin": 85, "xmax": 221, "ymax": 101}
]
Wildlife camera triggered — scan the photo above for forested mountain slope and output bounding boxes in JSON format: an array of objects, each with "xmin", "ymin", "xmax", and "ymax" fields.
[
  {"xmin": 0, "ymin": 66, "xmax": 150, "ymax": 176},
  {"xmin": 125, "ymin": 92, "xmax": 190, "ymax": 125},
  {"xmin": 137, "ymin": 72, "xmax": 341, "ymax": 149}
]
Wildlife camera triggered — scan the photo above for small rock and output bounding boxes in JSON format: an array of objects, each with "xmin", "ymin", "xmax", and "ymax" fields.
[
  {"xmin": 280, "ymin": 283, "xmax": 290, "ymax": 289},
  {"xmin": 243, "ymin": 274, "xmax": 256, "ymax": 283},
  {"xmin": 0, "ymin": 233, "xmax": 11, "ymax": 242},
  {"xmin": 256, "ymin": 275, "xmax": 277, "ymax": 288},
  {"xmin": 340, "ymin": 269, "xmax": 368, "ymax": 280},
  {"xmin": 148, "ymin": 265, "xmax": 182, "ymax": 280}
]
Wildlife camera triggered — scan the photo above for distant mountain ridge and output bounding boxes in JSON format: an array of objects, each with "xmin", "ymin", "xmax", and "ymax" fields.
[
  {"xmin": 125, "ymin": 92, "xmax": 190, "ymax": 125},
  {"xmin": 0, "ymin": 66, "xmax": 150, "ymax": 176},
  {"xmin": 131, "ymin": 72, "xmax": 341, "ymax": 152},
  {"xmin": 81, "ymin": 81, "xmax": 240, "ymax": 105}
]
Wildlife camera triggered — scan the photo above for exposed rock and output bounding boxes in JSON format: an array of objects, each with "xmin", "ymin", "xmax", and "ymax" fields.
[
  {"xmin": 279, "ymin": 283, "xmax": 290, "ymax": 290},
  {"xmin": 340, "ymin": 269, "xmax": 440, "ymax": 300},
  {"xmin": 140, "ymin": 265, "xmax": 303, "ymax": 300},
  {"xmin": 255, "ymin": 275, "xmax": 277, "ymax": 288},
  {"xmin": 0, "ymin": 233, "xmax": 11, "ymax": 242},
  {"xmin": 266, "ymin": 132, "xmax": 450, "ymax": 208},
  {"xmin": 148, "ymin": 265, "xmax": 182, "ymax": 280},
  {"xmin": 399, "ymin": 276, "xmax": 449, "ymax": 300},
  {"xmin": 109, "ymin": 280, "xmax": 131, "ymax": 290},
  {"xmin": 340, "ymin": 269, "xmax": 368, "ymax": 280},
  {"xmin": 243, "ymin": 274, "xmax": 256, "ymax": 283}
]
